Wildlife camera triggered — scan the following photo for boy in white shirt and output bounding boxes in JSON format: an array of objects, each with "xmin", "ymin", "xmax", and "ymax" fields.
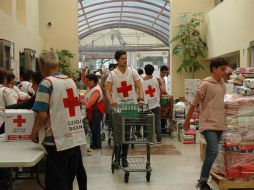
[{"xmin": 142, "ymin": 64, "xmax": 163, "ymax": 143}]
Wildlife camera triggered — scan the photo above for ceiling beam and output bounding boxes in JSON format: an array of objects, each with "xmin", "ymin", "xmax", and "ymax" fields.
[
  {"xmin": 78, "ymin": 15, "xmax": 169, "ymax": 32},
  {"xmin": 79, "ymin": 24, "xmax": 169, "ymax": 46},
  {"xmin": 78, "ymin": 11, "xmax": 169, "ymax": 25}
]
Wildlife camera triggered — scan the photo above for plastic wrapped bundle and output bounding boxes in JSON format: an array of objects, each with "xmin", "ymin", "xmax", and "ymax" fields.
[{"xmin": 224, "ymin": 152, "xmax": 254, "ymax": 179}]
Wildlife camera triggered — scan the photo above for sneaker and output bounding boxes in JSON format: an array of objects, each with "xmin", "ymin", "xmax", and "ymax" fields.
[
  {"xmin": 157, "ymin": 139, "xmax": 162, "ymax": 144},
  {"xmin": 150, "ymin": 142, "xmax": 154, "ymax": 145},
  {"xmin": 196, "ymin": 180, "xmax": 212, "ymax": 190},
  {"xmin": 121, "ymin": 158, "xmax": 128, "ymax": 167}
]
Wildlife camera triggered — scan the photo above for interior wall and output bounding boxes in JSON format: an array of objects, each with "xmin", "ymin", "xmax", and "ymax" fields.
[
  {"xmin": 0, "ymin": 0, "xmax": 12, "ymax": 16},
  {"xmin": 170, "ymin": 0, "xmax": 214, "ymax": 98},
  {"xmin": 206, "ymin": 0, "xmax": 254, "ymax": 67},
  {"xmin": 0, "ymin": 0, "xmax": 43, "ymax": 70},
  {"xmin": 16, "ymin": 0, "xmax": 26, "ymax": 25},
  {"xmin": 39, "ymin": 0, "xmax": 79, "ymax": 66}
]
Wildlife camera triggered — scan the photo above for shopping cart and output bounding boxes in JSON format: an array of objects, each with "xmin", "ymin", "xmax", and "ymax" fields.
[
  {"xmin": 110, "ymin": 104, "xmax": 154, "ymax": 183},
  {"xmin": 160, "ymin": 95, "xmax": 174, "ymax": 137}
]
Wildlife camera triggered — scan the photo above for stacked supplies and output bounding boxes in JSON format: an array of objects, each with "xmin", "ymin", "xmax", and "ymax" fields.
[
  {"xmin": 190, "ymin": 106, "xmax": 200, "ymax": 126},
  {"xmin": 179, "ymin": 128, "xmax": 196, "ymax": 144},
  {"xmin": 213, "ymin": 94, "xmax": 254, "ymax": 179}
]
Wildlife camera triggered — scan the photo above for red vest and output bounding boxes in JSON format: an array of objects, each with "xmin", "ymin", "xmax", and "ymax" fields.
[{"xmin": 85, "ymin": 85, "xmax": 105, "ymax": 121}]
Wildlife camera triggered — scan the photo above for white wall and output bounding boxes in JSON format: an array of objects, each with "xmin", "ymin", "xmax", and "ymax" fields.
[
  {"xmin": 0, "ymin": 0, "xmax": 43, "ymax": 61},
  {"xmin": 170, "ymin": 0, "xmax": 214, "ymax": 98},
  {"xmin": 39, "ymin": 0, "xmax": 79, "ymax": 66},
  {"xmin": 206, "ymin": 0, "xmax": 254, "ymax": 67}
]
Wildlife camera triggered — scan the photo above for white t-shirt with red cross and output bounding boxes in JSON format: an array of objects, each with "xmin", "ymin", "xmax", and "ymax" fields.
[
  {"xmin": 142, "ymin": 77, "xmax": 160, "ymax": 109},
  {"xmin": 18, "ymin": 81, "xmax": 35, "ymax": 96},
  {"xmin": 47, "ymin": 76, "xmax": 87, "ymax": 151},
  {"xmin": 107, "ymin": 67, "xmax": 140, "ymax": 104}
]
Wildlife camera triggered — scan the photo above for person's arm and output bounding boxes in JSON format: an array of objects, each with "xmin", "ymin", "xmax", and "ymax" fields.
[
  {"xmin": 105, "ymin": 81, "xmax": 117, "ymax": 106},
  {"xmin": 31, "ymin": 79, "xmax": 51, "ymax": 142},
  {"xmin": 6, "ymin": 96, "xmax": 35, "ymax": 109},
  {"xmin": 183, "ymin": 82, "xmax": 206, "ymax": 130},
  {"xmin": 158, "ymin": 77, "xmax": 167, "ymax": 95},
  {"xmin": 132, "ymin": 70, "xmax": 144, "ymax": 104},
  {"xmin": 105, "ymin": 72, "xmax": 118, "ymax": 106},
  {"xmin": 14, "ymin": 86, "xmax": 30, "ymax": 100},
  {"xmin": 183, "ymin": 104, "xmax": 195, "ymax": 130},
  {"xmin": 85, "ymin": 91, "xmax": 100, "ymax": 109},
  {"xmin": 81, "ymin": 67, "xmax": 89, "ymax": 87},
  {"xmin": 28, "ymin": 83, "xmax": 35, "ymax": 96},
  {"xmin": 31, "ymin": 111, "xmax": 48, "ymax": 143},
  {"xmin": 135, "ymin": 79, "xmax": 144, "ymax": 104}
]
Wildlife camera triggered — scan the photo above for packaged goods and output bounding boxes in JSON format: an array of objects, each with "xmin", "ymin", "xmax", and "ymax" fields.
[{"xmin": 4, "ymin": 109, "xmax": 35, "ymax": 141}]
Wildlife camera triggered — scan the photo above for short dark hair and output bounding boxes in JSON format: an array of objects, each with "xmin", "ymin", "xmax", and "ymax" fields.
[
  {"xmin": 144, "ymin": 64, "xmax": 154, "ymax": 75},
  {"xmin": 210, "ymin": 58, "xmax": 228, "ymax": 72},
  {"xmin": 115, "ymin": 50, "xmax": 127, "ymax": 60},
  {"xmin": 160, "ymin": 65, "xmax": 168, "ymax": 71},
  {"xmin": 109, "ymin": 64, "xmax": 115, "ymax": 70},
  {"xmin": 32, "ymin": 72, "xmax": 43, "ymax": 85},
  {"xmin": 22, "ymin": 70, "xmax": 34, "ymax": 81},
  {"xmin": 86, "ymin": 74, "xmax": 98, "ymax": 83},
  {"xmin": 137, "ymin": 69, "xmax": 144, "ymax": 75},
  {"xmin": 7, "ymin": 73, "xmax": 15, "ymax": 84},
  {"xmin": 0, "ymin": 68, "xmax": 7, "ymax": 84}
]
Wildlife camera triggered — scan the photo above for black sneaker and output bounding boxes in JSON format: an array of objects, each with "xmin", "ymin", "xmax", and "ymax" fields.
[
  {"xmin": 121, "ymin": 158, "xmax": 128, "ymax": 167},
  {"xmin": 157, "ymin": 139, "xmax": 162, "ymax": 144},
  {"xmin": 196, "ymin": 180, "xmax": 212, "ymax": 190}
]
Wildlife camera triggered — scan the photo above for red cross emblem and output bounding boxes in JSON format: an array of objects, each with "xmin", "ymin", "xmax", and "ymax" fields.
[
  {"xmin": 13, "ymin": 115, "xmax": 26, "ymax": 127},
  {"xmin": 63, "ymin": 88, "xmax": 80, "ymax": 117},
  {"xmin": 145, "ymin": 85, "xmax": 156, "ymax": 97},
  {"xmin": 117, "ymin": 81, "xmax": 132, "ymax": 98}
]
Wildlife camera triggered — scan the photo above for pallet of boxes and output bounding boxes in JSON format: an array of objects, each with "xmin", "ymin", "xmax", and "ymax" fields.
[{"xmin": 211, "ymin": 68, "xmax": 254, "ymax": 190}]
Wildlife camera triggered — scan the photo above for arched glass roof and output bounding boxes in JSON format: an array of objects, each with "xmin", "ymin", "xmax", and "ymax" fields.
[{"xmin": 78, "ymin": 0, "xmax": 170, "ymax": 45}]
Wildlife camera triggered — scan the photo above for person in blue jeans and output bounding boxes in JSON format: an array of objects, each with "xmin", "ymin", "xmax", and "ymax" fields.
[{"xmin": 183, "ymin": 58, "xmax": 228, "ymax": 190}]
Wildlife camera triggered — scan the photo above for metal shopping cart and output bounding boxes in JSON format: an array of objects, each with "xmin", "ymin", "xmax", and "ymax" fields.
[
  {"xmin": 110, "ymin": 104, "xmax": 154, "ymax": 183},
  {"xmin": 160, "ymin": 95, "xmax": 174, "ymax": 137}
]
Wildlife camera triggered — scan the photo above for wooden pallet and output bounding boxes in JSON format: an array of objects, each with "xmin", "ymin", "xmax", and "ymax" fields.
[{"xmin": 211, "ymin": 171, "xmax": 254, "ymax": 190}]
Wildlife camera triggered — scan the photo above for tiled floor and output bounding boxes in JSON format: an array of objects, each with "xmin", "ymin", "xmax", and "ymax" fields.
[{"xmin": 13, "ymin": 138, "xmax": 215, "ymax": 190}]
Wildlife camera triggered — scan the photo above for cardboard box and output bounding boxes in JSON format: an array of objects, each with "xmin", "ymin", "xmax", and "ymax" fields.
[{"xmin": 4, "ymin": 109, "xmax": 35, "ymax": 141}]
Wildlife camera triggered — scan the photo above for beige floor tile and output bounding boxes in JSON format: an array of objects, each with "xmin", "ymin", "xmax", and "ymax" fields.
[{"xmin": 13, "ymin": 138, "xmax": 208, "ymax": 190}]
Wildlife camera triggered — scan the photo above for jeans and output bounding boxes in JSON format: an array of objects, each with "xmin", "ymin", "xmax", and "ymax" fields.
[
  {"xmin": 200, "ymin": 130, "xmax": 223, "ymax": 180},
  {"xmin": 151, "ymin": 107, "xmax": 162, "ymax": 141},
  {"xmin": 89, "ymin": 109, "xmax": 103, "ymax": 148}
]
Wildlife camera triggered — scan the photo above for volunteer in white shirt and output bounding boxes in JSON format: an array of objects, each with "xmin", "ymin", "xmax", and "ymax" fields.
[
  {"xmin": 0, "ymin": 68, "xmax": 16, "ymax": 134},
  {"xmin": 105, "ymin": 50, "xmax": 144, "ymax": 167},
  {"xmin": 157, "ymin": 65, "xmax": 168, "ymax": 131},
  {"xmin": 142, "ymin": 64, "xmax": 163, "ymax": 143},
  {"xmin": 7, "ymin": 73, "xmax": 30, "ymax": 103},
  {"xmin": 31, "ymin": 51, "xmax": 87, "ymax": 190},
  {"xmin": 18, "ymin": 70, "xmax": 35, "ymax": 96}
]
